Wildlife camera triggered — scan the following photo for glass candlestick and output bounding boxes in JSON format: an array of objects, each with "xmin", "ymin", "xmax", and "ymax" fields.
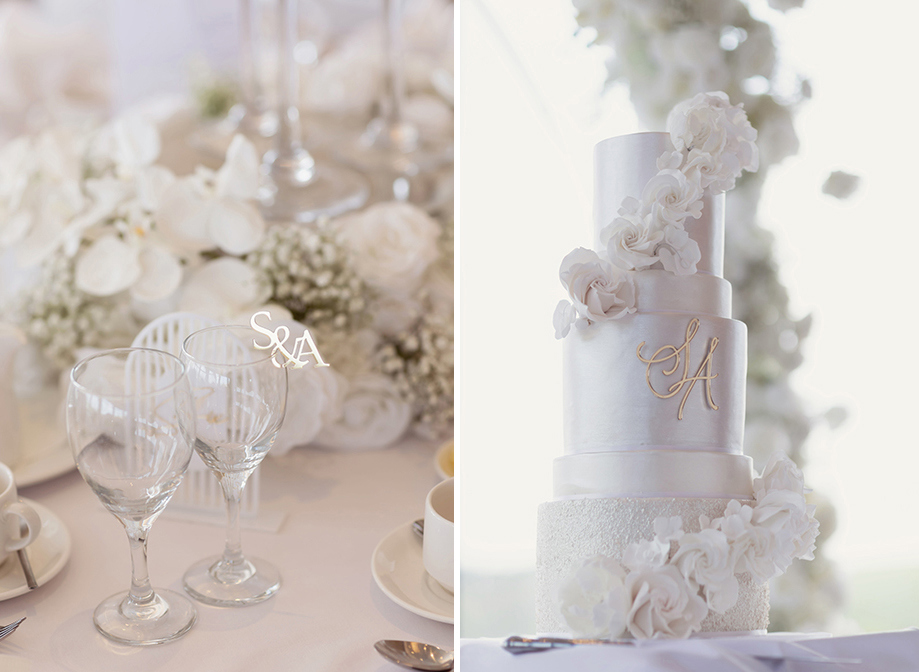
[{"xmin": 259, "ymin": 0, "xmax": 369, "ymax": 224}]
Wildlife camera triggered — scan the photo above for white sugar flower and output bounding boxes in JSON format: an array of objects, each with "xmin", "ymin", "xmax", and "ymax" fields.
[
  {"xmin": 657, "ymin": 225, "xmax": 702, "ymax": 276},
  {"xmin": 653, "ymin": 516, "xmax": 684, "ymax": 544},
  {"xmin": 553, "ymin": 300, "xmax": 578, "ymax": 339},
  {"xmin": 641, "ymin": 168, "xmax": 703, "ymax": 228},
  {"xmin": 671, "ymin": 528, "xmax": 739, "ymax": 613},
  {"xmin": 622, "ymin": 536, "xmax": 670, "ymax": 572},
  {"xmin": 558, "ymin": 248, "xmax": 636, "ymax": 330},
  {"xmin": 557, "ymin": 555, "xmax": 630, "ymax": 639},
  {"xmin": 667, "ymin": 92, "xmax": 758, "ymax": 192},
  {"xmin": 754, "ymin": 452, "xmax": 807, "ymax": 499},
  {"xmin": 753, "ymin": 489, "xmax": 819, "ymax": 567},
  {"xmin": 602, "ymin": 213, "xmax": 663, "ymax": 271},
  {"xmin": 337, "ymin": 202, "xmax": 441, "ymax": 294},
  {"xmin": 625, "ymin": 564, "xmax": 708, "ymax": 639},
  {"xmin": 714, "ymin": 500, "xmax": 779, "ymax": 583}
]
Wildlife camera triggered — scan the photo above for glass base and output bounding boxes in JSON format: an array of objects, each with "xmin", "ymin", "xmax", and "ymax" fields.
[
  {"xmin": 93, "ymin": 588, "xmax": 196, "ymax": 646},
  {"xmin": 336, "ymin": 117, "xmax": 453, "ymax": 178},
  {"xmin": 183, "ymin": 555, "xmax": 281, "ymax": 607},
  {"xmin": 259, "ymin": 161, "xmax": 369, "ymax": 224}
]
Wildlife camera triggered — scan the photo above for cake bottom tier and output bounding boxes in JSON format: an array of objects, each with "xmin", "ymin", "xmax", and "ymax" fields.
[{"xmin": 536, "ymin": 496, "xmax": 770, "ymax": 635}]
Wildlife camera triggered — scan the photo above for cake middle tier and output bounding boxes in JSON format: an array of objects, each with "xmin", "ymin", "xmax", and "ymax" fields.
[{"xmin": 563, "ymin": 312, "xmax": 747, "ymax": 454}]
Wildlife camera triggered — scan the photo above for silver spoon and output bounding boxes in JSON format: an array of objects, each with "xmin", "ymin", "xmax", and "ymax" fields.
[
  {"xmin": 16, "ymin": 520, "xmax": 37, "ymax": 590},
  {"xmin": 374, "ymin": 640, "xmax": 454, "ymax": 671},
  {"xmin": 411, "ymin": 518, "xmax": 424, "ymax": 539}
]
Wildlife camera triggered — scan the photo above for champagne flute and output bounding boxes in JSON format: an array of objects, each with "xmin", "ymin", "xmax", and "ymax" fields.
[
  {"xmin": 181, "ymin": 325, "xmax": 288, "ymax": 606},
  {"xmin": 66, "ymin": 348, "xmax": 197, "ymax": 645}
]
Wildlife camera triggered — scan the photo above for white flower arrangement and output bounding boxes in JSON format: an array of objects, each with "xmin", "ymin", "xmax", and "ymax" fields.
[
  {"xmin": 557, "ymin": 452, "xmax": 818, "ymax": 639},
  {"xmin": 554, "ymin": 92, "xmax": 757, "ymax": 339},
  {"xmin": 0, "ymin": 112, "xmax": 453, "ymax": 449}
]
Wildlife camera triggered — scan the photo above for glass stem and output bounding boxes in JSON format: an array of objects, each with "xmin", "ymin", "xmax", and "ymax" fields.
[
  {"xmin": 123, "ymin": 521, "xmax": 156, "ymax": 614},
  {"xmin": 382, "ymin": 0, "xmax": 404, "ymax": 128},
  {"xmin": 221, "ymin": 472, "xmax": 250, "ymax": 569},
  {"xmin": 263, "ymin": 0, "xmax": 314, "ymax": 184}
]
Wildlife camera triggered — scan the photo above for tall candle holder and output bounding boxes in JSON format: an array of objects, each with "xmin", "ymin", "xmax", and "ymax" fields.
[{"xmin": 259, "ymin": 0, "xmax": 369, "ymax": 223}]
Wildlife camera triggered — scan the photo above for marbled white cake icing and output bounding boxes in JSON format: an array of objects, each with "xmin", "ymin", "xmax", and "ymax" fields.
[{"xmin": 538, "ymin": 93, "xmax": 817, "ymax": 640}]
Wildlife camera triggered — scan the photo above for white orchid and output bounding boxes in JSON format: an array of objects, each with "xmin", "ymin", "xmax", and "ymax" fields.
[{"xmin": 155, "ymin": 134, "xmax": 265, "ymax": 257}]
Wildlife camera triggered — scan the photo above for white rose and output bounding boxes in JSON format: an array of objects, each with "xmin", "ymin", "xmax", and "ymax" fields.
[
  {"xmin": 316, "ymin": 373, "xmax": 412, "ymax": 451},
  {"xmin": 178, "ymin": 257, "xmax": 271, "ymax": 322},
  {"xmin": 657, "ymin": 225, "xmax": 701, "ymax": 276},
  {"xmin": 338, "ymin": 202, "xmax": 441, "ymax": 294},
  {"xmin": 641, "ymin": 168, "xmax": 703, "ymax": 228},
  {"xmin": 602, "ymin": 214, "xmax": 663, "ymax": 271},
  {"xmin": 557, "ymin": 555, "xmax": 631, "ymax": 639},
  {"xmin": 626, "ymin": 564, "xmax": 708, "ymax": 639},
  {"xmin": 274, "ymin": 364, "xmax": 347, "ymax": 455},
  {"xmin": 558, "ymin": 248, "xmax": 636, "ymax": 327},
  {"xmin": 671, "ymin": 528, "xmax": 739, "ymax": 613},
  {"xmin": 301, "ymin": 46, "xmax": 382, "ymax": 116}
]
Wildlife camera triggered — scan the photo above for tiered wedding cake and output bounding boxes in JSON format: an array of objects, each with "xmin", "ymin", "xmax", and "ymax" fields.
[{"xmin": 537, "ymin": 92, "xmax": 818, "ymax": 639}]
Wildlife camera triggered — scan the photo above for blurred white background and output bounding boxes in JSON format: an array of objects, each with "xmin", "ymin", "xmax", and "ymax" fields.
[{"xmin": 460, "ymin": 0, "xmax": 919, "ymax": 636}]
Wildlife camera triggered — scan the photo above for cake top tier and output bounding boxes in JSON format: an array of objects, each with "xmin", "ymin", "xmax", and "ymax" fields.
[
  {"xmin": 554, "ymin": 92, "xmax": 758, "ymax": 340},
  {"xmin": 593, "ymin": 132, "xmax": 725, "ymax": 277}
]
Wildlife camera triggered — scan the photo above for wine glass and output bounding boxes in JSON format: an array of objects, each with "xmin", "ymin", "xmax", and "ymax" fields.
[
  {"xmin": 66, "ymin": 348, "xmax": 197, "ymax": 646},
  {"xmin": 180, "ymin": 325, "xmax": 288, "ymax": 606},
  {"xmin": 259, "ymin": 0, "xmax": 369, "ymax": 224}
]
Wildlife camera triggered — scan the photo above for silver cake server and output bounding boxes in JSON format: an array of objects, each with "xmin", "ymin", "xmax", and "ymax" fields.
[{"xmin": 502, "ymin": 635, "xmax": 635, "ymax": 654}]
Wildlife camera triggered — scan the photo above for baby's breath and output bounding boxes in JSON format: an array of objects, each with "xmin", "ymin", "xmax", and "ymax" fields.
[
  {"xmin": 376, "ymin": 311, "xmax": 454, "ymax": 439},
  {"xmin": 245, "ymin": 223, "xmax": 371, "ymax": 330}
]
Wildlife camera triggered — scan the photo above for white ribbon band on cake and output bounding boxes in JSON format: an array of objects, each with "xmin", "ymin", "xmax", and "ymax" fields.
[{"xmin": 553, "ymin": 450, "xmax": 754, "ymax": 500}]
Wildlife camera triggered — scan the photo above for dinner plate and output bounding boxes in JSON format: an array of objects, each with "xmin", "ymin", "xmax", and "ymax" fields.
[
  {"xmin": 0, "ymin": 498, "xmax": 71, "ymax": 600},
  {"xmin": 371, "ymin": 520, "xmax": 454, "ymax": 624},
  {"xmin": 12, "ymin": 389, "xmax": 75, "ymax": 488}
]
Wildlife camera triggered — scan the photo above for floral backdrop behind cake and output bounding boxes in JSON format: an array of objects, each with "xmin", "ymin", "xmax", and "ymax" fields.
[{"xmin": 570, "ymin": 0, "xmax": 844, "ymax": 630}]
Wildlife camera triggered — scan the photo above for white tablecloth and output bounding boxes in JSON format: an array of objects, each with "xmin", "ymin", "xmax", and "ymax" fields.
[
  {"xmin": 0, "ymin": 439, "xmax": 452, "ymax": 671},
  {"xmin": 460, "ymin": 630, "xmax": 919, "ymax": 671}
]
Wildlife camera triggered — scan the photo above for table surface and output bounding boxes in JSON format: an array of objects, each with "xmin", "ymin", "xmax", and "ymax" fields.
[
  {"xmin": 0, "ymin": 439, "xmax": 453, "ymax": 671},
  {"xmin": 460, "ymin": 630, "xmax": 919, "ymax": 672}
]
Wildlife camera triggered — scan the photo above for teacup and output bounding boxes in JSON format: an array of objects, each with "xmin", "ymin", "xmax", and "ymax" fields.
[
  {"xmin": 422, "ymin": 477, "xmax": 453, "ymax": 593},
  {"xmin": 0, "ymin": 463, "xmax": 41, "ymax": 565}
]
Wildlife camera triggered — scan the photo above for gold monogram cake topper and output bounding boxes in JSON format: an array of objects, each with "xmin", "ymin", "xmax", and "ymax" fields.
[
  {"xmin": 636, "ymin": 318, "xmax": 718, "ymax": 420},
  {"xmin": 250, "ymin": 311, "xmax": 330, "ymax": 369}
]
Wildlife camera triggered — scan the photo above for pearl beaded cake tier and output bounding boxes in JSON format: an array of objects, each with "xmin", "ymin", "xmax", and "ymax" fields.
[
  {"xmin": 563, "ymin": 312, "xmax": 747, "ymax": 455},
  {"xmin": 536, "ymin": 497, "xmax": 771, "ymax": 634}
]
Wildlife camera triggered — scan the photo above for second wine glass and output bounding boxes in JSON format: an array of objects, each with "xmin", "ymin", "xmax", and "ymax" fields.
[{"xmin": 181, "ymin": 325, "xmax": 288, "ymax": 606}]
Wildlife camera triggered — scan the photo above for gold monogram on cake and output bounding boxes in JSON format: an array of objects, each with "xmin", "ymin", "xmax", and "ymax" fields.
[{"xmin": 636, "ymin": 318, "xmax": 719, "ymax": 420}]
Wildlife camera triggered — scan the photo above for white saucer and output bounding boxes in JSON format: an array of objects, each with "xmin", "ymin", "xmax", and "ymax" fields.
[
  {"xmin": 0, "ymin": 498, "xmax": 71, "ymax": 600},
  {"xmin": 371, "ymin": 520, "xmax": 453, "ymax": 624}
]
